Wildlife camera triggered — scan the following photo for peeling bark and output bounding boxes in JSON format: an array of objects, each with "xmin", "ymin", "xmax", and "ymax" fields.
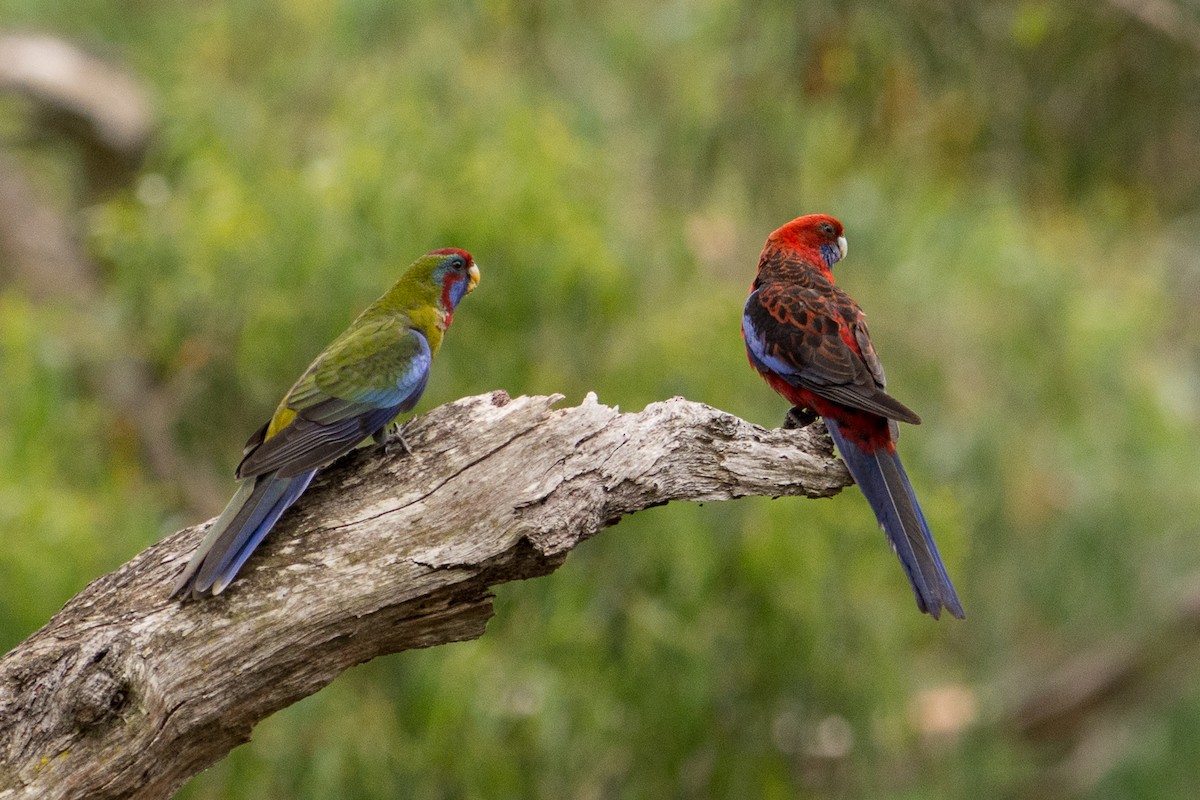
[{"xmin": 0, "ymin": 391, "xmax": 849, "ymax": 799}]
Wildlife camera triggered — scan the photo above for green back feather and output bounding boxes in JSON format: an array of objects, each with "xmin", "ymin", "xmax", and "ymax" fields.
[{"xmin": 262, "ymin": 253, "xmax": 454, "ymax": 439}]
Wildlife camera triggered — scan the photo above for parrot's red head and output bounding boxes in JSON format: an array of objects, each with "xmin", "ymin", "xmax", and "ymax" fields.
[
  {"xmin": 765, "ymin": 214, "xmax": 848, "ymax": 271},
  {"xmin": 428, "ymin": 248, "xmax": 480, "ymax": 319}
]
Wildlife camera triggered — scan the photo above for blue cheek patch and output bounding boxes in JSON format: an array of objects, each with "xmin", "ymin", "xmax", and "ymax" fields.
[{"xmin": 444, "ymin": 276, "xmax": 469, "ymax": 308}]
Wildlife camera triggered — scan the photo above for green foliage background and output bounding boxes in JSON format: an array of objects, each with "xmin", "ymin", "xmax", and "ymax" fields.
[{"xmin": 3, "ymin": 1, "xmax": 1200, "ymax": 797}]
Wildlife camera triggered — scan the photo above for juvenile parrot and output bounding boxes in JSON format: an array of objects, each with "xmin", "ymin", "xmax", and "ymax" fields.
[
  {"xmin": 171, "ymin": 248, "xmax": 480, "ymax": 600},
  {"xmin": 741, "ymin": 215, "xmax": 964, "ymax": 619}
]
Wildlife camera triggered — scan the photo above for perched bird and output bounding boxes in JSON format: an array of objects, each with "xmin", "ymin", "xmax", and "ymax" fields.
[
  {"xmin": 742, "ymin": 215, "xmax": 963, "ymax": 619},
  {"xmin": 171, "ymin": 248, "xmax": 480, "ymax": 599}
]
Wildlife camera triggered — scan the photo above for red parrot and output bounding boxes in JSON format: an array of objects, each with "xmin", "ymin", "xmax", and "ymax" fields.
[{"xmin": 742, "ymin": 214, "xmax": 964, "ymax": 619}]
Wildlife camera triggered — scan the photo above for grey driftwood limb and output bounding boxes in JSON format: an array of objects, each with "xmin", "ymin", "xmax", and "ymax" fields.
[
  {"xmin": 0, "ymin": 32, "xmax": 226, "ymax": 515},
  {"xmin": 0, "ymin": 391, "xmax": 850, "ymax": 799}
]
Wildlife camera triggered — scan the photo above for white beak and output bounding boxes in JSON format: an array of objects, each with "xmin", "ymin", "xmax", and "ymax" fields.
[{"xmin": 837, "ymin": 236, "xmax": 848, "ymax": 261}]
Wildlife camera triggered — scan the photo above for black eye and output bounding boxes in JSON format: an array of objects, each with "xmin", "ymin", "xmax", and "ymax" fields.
[
  {"xmin": 449, "ymin": 255, "xmax": 465, "ymax": 271},
  {"xmin": 819, "ymin": 222, "xmax": 835, "ymax": 237}
]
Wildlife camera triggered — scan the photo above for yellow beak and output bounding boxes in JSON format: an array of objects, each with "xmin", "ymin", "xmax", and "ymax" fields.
[{"xmin": 468, "ymin": 262, "xmax": 480, "ymax": 292}]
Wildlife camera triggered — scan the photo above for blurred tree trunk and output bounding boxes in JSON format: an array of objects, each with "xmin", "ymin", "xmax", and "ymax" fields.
[
  {"xmin": 0, "ymin": 32, "xmax": 226, "ymax": 514},
  {"xmin": 0, "ymin": 392, "xmax": 849, "ymax": 800},
  {"xmin": 1105, "ymin": 0, "xmax": 1200, "ymax": 54},
  {"xmin": 1008, "ymin": 578, "xmax": 1200, "ymax": 797}
]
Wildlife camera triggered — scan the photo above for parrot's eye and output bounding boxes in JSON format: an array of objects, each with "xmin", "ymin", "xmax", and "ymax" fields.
[
  {"xmin": 448, "ymin": 256, "xmax": 465, "ymax": 271},
  {"xmin": 818, "ymin": 222, "xmax": 835, "ymax": 238}
]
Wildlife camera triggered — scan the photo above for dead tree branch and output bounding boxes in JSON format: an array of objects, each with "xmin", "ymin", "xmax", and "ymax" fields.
[
  {"xmin": 0, "ymin": 32, "xmax": 227, "ymax": 514},
  {"xmin": 0, "ymin": 33, "xmax": 152, "ymax": 197},
  {"xmin": 0, "ymin": 391, "xmax": 849, "ymax": 800},
  {"xmin": 1104, "ymin": 0, "xmax": 1200, "ymax": 53}
]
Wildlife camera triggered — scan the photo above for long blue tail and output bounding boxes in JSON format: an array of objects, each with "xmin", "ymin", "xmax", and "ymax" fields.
[
  {"xmin": 825, "ymin": 419, "xmax": 964, "ymax": 619},
  {"xmin": 170, "ymin": 469, "xmax": 316, "ymax": 599}
]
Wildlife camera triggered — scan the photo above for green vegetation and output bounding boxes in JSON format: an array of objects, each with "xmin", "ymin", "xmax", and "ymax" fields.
[{"xmin": 2, "ymin": 1, "xmax": 1199, "ymax": 796}]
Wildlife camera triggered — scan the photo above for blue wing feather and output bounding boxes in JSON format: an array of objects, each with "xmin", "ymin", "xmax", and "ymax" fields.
[
  {"xmin": 171, "ymin": 470, "xmax": 315, "ymax": 598},
  {"xmin": 172, "ymin": 327, "xmax": 434, "ymax": 598},
  {"xmin": 238, "ymin": 331, "xmax": 430, "ymax": 478},
  {"xmin": 207, "ymin": 470, "xmax": 317, "ymax": 594},
  {"xmin": 743, "ymin": 305, "xmax": 801, "ymax": 381},
  {"xmin": 825, "ymin": 418, "xmax": 964, "ymax": 619}
]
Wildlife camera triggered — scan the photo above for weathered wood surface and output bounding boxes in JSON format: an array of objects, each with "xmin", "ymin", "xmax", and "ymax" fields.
[{"xmin": 0, "ymin": 391, "xmax": 849, "ymax": 799}]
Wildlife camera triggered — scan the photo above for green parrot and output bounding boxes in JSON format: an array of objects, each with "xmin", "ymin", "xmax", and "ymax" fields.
[{"xmin": 171, "ymin": 248, "xmax": 480, "ymax": 599}]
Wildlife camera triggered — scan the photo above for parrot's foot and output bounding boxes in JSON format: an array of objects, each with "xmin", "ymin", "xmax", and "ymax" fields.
[
  {"xmin": 783, "ymin": 405, "xmax": 818, "ymax": 430},
  {"xmin": 373, "ymin": 422, "xmax": 412, "ymax": 457}
]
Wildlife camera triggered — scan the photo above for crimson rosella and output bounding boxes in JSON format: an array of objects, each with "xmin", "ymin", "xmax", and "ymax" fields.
[
  {"xmin": 171, "ymin": 248, "xmax": 480, "ymax": 600},
  {"xmin": 742, "ymin": 215, "xmax": 963, "ymax": 619}
]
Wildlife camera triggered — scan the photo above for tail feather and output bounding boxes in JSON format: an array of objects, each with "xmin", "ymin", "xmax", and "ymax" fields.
[
  {"xmin": 170, "ymin": 469, "xmax": 316, "ymax": 599},
  {"xmin": 825, "ymin": 419, "xmax": 964, "ymax": 619}
]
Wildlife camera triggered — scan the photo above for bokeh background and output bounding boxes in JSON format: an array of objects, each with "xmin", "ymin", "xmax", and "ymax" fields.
[{"xmin": 3, "ymin": 1, "xmax": 1200, "ymax": 797}]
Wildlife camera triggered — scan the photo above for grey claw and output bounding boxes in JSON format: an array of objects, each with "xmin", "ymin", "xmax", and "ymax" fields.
[{"xmin": 374, "ymin": 422, "xmax": 411, "ymax": 456}]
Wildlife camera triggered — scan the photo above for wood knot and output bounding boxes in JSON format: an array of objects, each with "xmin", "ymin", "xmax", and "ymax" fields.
[
  {"xmin": 490, "ymin": 389, "xmax": 511, "ymax": 407},
  {"xmin": 70, "ymin": 668, "xmax": 130, "ymax": 729},
  {"xmin": 706, "ymin": 413, "xmax": 739, "ymax": 438}
]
